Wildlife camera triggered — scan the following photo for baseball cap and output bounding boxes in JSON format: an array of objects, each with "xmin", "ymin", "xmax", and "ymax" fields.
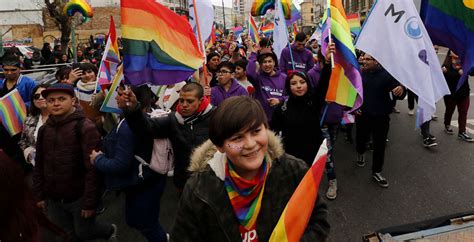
[{"xmin": 41, "ymin": 83, "xmax": 75, "ymax": 98}]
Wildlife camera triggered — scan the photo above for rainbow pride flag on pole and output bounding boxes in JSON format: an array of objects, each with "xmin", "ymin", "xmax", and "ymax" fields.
[
  {"xmin": 251, "ymin": 0, "xmax": 292, "ymax": 20},
  {"xmin": 269, "ymin": 139, "xmax": 328, "ymax": 242},
  {"xmin": 121, "ymin": 0, "xmax": 204, "ymax": 86},
  {"xmin": 285, "ymin": 3, "xmax": 301, "ymax": 26},
  {"xmin": 321, "ymin": 0, "xmax": 363, "ymax": 110},
  {"xmin": 96, "ymin": 16, "xmax": 120, "ymax": 92},
  {"xmin": 421, "ymin": 0, "xmax": 474, "ymax": 90},
  {"xmin": 346, "ymin": 13, "xmax": 361, "ymax": 37},
  {"xmin": 0, "ymin": 89, "xmax": 27, "ymax": 136},
  {"xmin": 249, "ymin": 15, "xmax": 261, "ymax": 44}
]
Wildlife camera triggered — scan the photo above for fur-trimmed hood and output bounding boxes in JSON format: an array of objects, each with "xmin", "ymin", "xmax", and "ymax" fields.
[{"xmin": 188, "ymin": 130, "xmax": 284, "ymax": 181}]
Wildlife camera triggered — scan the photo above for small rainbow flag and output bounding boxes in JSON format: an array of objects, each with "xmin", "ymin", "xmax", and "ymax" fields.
[
  {"xmin": 285, "ymin": 3, "xmax": 302, "ymax": 26},
  {"xmin": 215, "ymin": 28, "xmax": 224, "ymax": 37},
  {"xmin": 231, "ymin": 26, "xmax": 244, "ymax": 36},
  {"xmin": 121, "ymin": 0, "xmax": 204, "ymax": 85},
  {"xmin": 251, "ymin": 0, "xmax": 292, "ymax": 20},
  {"xmin": 63, "ymin": 0, "xmax": 94, "ymax": 18},
  {"xmin": 269, "ymin": 139, "xmax": 328, "ymax": 242},
  {"xmin": 321, "ymin": 0, "xmax": 363, "ymax": 110},
  {"xmin": 0, "ymin": 89, "xmax": 27, "ymax": 136},
  {"xmin": 249, "ymin": 15, "xmax": 261, "ymax": 44},
  {"xmin": 261, "ymin": 22, "xmax": 275, "ymax": 36},
  {"xmin": 346, "ymin": 13, "xmax": 361, "ymax": 37},
  {"xmin": 96, "ymin": 16, "xmax": 121, "ymax": 91}
]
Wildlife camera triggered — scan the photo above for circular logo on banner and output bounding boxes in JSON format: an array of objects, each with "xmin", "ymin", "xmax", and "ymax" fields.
[
  {"xmin": 405, "ymin": 17, "xmax": 422, "ymax": 39},
  {"xmin": 464, "ymin": 0, "xmax": 474, "ymax": 10}
]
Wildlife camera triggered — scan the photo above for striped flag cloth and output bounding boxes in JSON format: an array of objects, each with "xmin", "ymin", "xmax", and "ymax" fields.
[
  {"xmin": 96, "ymin": 16, "xmax": 120, "ymax": 92},
  {"xmin": 0, "ymin": 89, "xmax": 27, "ymax": 136},
  {"xmin": 121, "ymin": 0, "xmax": 204, "ymax": 85},
  {"xmin": 321, "ymin": 0, "xmax": 363, "ymax": 111},
  {"xmin": 249, "ymin": 15, "xmax": 261, "ymax": 44},
  {"xmin": 269, "ymin": 139, "xmax": 328, "ymax": 242}
]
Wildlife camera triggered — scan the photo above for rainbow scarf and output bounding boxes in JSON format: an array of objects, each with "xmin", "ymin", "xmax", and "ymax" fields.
[
  {"xmin": 224, "ymin": 157, "xmax": 270, "ymax": 235},
  {"xmin": 0, "ymin": 89, "xmax": 27, "ymax": 136}
]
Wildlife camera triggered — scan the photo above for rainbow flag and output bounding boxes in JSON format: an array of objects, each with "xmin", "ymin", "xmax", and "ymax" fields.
[
  {"xmin": 346, "ymin": 13, "xmax": 361, "ymax": 37},
  {"xmin": 321, "ymin": 0, "xmax": 363, "ymax": 110},
  {"xmin": 249, "ymin": 15, "xmax": 261, "ymax": 44},
  {"xmin": 121, "ymin": 0, "xmax": 204, "ymax": 86},
  {"xmin": 96, "ymin": 16, "xmax": 121, "ymax": 91},
  {"xmin": 206, "ymin": 25, "xmax": 217, "ymax": 49},
  {"xmin": 421, "ymin": 0, "xmax": 474, "ymax": 89},
  {"xmin": 251, "ymin": 0, "xmax": 292, "ymax": 20},
  {"xmin": 285, "ymin": 3, "xmax": 301, "ymax": 26},
  {"xmin": 269, "ymin": 139, "xmax": 328, "ymax": 242},
  {"xmin": 261, "ymin": 22, "xmax": 275, "ymax": 36},
  {"xmin": 215, "ymin": 28, "xmax": 224, "ymax": 37},
  {"xmin": 0, "ymin": 89, "xmax": 27, "ymax": 136}
]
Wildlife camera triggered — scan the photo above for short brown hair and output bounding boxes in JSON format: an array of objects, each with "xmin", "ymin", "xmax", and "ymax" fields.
[
  {"xmin": 209, "ymin": 96, "xmax": 268, "ymax": 147},
  {"xmin": 181, "ymin": 82, "xmax": 204, "ymax": 99}
]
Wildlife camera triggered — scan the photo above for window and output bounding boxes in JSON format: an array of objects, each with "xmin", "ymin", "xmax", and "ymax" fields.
[{"xmin": 311, "ymin": 8, "xmax": 313, "ymax": 13}]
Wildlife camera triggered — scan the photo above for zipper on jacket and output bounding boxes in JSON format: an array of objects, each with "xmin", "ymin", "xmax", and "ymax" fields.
[{"xmin": 195, "ymin": 192, "xmax": 232, "ymax": 241}]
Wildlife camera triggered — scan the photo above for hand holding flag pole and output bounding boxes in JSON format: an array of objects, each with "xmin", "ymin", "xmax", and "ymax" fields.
[{"xmin": 327, "ymin": 28, "xmax": 335, "ymax": 69}]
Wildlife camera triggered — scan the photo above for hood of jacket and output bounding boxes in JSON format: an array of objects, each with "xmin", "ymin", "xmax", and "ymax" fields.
[{"xmin": 188, "ymin": 130, "xmax": 284, "ymax": 181}]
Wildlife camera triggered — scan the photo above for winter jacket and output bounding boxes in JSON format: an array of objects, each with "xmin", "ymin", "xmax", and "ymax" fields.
[
  {"xmin": 170, "ymin": 131, "xmax": 330, "ymax": 242},
  {"xmin": 18, "ymin": 115, "xmax": 45, "ymax": 165},
  {"xmin": 0, "ymin": 75, "xmax": 37, "ymax": 108},
  {"xmin": 33, "ymin": 109, "xmax": 101, "ymax": 210},
  {"xmin": 94, "ymin": 119, "xmax": 158, "ymax": 191},
  {"xmin": 124, "ymin": 103, "xmax": 214, "ymax": 189},
  {"xmin": 279, "ymin": 44, "xmax": 315, "ymax": 74},
  {"xmin": 360, "ymin": 68, "xmax": 406, "ymax": 116},
  {"xmin": 271, "ymin": 64, "xmax": 331, "ymax": 165},
  {"xmin": 247, "ymin": 52, "xmax": 288, "ymax": 121},
  {"xmin": 210, "ymin": 79, "xmax": 249, "ymax": 106},
  {"xmin": 443, "ymin": 64, "xmax": 470, "ymax": 99}
]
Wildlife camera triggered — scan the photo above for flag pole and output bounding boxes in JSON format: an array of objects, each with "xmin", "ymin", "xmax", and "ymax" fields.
[
  {"xmin": 191, "ymin": 0, "xmax": 210, "ymax": 87},
  {"xmin": 328, "ymin": 28, "xmax": 335, "ymax": 69}
]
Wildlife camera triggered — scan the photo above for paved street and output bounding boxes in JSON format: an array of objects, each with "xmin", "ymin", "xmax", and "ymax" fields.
[{"xmin": 94, "ymin": 79, "xmax": 474, "ymax": 241}]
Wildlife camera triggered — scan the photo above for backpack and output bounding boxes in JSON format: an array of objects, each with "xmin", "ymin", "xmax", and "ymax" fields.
[{"xmin": 135, "ymin": 109, "xmax": 174, "ymax": 176}]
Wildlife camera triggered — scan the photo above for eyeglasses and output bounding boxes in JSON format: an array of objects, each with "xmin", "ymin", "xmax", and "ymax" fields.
[
  {"xmin": 217, "ymin": 70, "xmax": 233, "ymax": 75},
  {"xmin": 33, "ymin": 93, "xmax": 44, "ymax": 100}
]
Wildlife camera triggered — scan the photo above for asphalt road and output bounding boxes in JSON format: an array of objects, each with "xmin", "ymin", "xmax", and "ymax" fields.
[{"xmin": 94, "ymin": 79, "xmax": 474, "ymax": 241}]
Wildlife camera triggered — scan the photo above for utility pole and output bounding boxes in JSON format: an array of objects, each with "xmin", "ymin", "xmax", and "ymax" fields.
[{"xmin": 221, "ymin": 0, "xmax": 226, "ymax": 29}]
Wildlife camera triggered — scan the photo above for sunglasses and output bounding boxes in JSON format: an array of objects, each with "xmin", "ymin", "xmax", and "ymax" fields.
[{"xmin": 33, "ymin": 93, "xmax": 44, "ymax": 100}]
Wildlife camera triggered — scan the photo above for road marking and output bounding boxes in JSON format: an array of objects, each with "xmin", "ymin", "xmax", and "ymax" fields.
[{"xmin": 450, "ymin": 119, "xmax": 474, "ymax": 134}]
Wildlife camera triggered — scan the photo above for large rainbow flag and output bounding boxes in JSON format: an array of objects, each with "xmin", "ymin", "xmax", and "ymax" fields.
[
  {"xmin": 269, "ymin": 139, "xmax": 328, "ymax": 242},
  {"xmin": 421, "ymin": 0, "xmax": 474, "ymax": 89},
  {"xmin": 121, "ymin": 0, "xmax": 204, "ymax": 85},
  {"xmin": 251, "ymin": 0, "xmax": 292, "ymax": 20},
  {"xmin": 249, "ymin": 15, "xmax": 261, "ymax": 44},
  {"xmin": 285, "ymin": 3, "xmax": 301, "ymax": 26},
  {"xmin": 321, "ymin": 0, "xmax": 363, "ymax": 110},
  {"xmin": 0, "ymin": 89, "xmax": 27, "ymax": 136},
  {"xmin": 96, "ymin": 16, "xmax": 120, "ymax": 91}
]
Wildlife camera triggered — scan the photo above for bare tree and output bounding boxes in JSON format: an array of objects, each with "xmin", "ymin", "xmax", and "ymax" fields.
[{"xmin": 44, "ymin": 0, "xmax": 71, "ymax": 53}]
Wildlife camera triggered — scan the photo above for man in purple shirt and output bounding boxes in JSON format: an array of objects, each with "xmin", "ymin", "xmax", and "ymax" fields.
[{"xmin": 279, "ymin": 33, "xmax": 315, "ymax": 74}]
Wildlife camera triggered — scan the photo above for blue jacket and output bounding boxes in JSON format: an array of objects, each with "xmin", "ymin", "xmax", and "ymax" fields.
[
  {"xmin": 94, "ymin": 119, "xmax": 155, "ymax": 190},
  {"xmin": 0, "ymin": 75, "xmax": 37, "ymax": 108}
]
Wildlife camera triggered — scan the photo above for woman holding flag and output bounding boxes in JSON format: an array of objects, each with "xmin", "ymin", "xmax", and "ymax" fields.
[{"xmin": 170, "ymin": 96, "xmax": 330, "ymax": 242}]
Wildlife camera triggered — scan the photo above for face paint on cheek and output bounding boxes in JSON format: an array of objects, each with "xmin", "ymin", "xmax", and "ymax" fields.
[{"xmin": 227, "ymin": 143, "xmax": 243, "ymax": 151}]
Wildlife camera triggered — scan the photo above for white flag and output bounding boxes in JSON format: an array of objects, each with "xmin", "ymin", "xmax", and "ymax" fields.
[
  {"xmin": 355, "ymin": 0, "xmax": 450, "ymax": 125},
  {"xmin": 272, "ymin": 0, "xmax": 288, "ymax": 60},
  {"xmin": 189, "ymin": 0, "xmax": 214, "ymax": 54}
]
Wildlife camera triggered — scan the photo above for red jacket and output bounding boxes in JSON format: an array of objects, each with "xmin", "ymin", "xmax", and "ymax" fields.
[{"xmin": 33, "ymin": 108, "xmax": 101, "ymax": 210}]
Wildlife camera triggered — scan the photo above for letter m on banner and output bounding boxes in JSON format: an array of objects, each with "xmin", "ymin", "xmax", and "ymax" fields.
[{"xmin": 384, "ymin": 3, "xmax": 406, "ymax": 23}]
